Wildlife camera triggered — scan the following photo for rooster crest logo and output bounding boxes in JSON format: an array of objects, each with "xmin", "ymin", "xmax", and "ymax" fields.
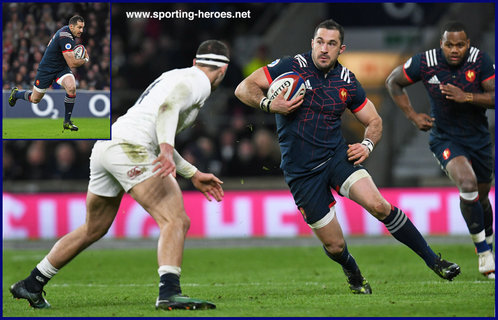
[
  {"xmin": 465, "ymin": 70, "xmax": 476, "ymax": 82},
  {"xmin": 339, "ymin": 88, "xmax": 348, "ymax": 102}
]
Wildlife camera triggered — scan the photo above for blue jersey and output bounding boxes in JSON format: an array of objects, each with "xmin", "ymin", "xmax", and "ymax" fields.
[
  {"xmin": 38, "ymin": 25, "xmax": 76, "ymax": 73},
  {"xmin": 403, "ymin": 47, "xmax": 495, "ymax": 148},
  {"xmin": 264, "ymin": 51, "xmax": 367, "ymax": 174}
]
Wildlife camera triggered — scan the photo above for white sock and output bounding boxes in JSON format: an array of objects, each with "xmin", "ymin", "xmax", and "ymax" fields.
[
  {"xmin": 158, "ymin": 265, "xmax": 181, "ymax": 277},
  {"xmin": 36, "ymin": 257, "xmax": 59, "ymax": 278}
]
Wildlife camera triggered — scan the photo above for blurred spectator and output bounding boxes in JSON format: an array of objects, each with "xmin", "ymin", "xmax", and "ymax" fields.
[
  {"xmin": 50, "ymin": 142, "xmax": 83, "ymax": 180},
  {"xmin": 242, "ymin": 44, "xmax": 271, "ymax": 78},
  {"xmin": 24, "ymin": 140, "xmax": 50, "ymax": 180}
]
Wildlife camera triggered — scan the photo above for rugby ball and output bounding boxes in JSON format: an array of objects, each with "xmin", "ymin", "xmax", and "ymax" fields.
[
  {"xmin": 267, "ymin": 71, "xmax": 306, "ymax": 101},
  {"xmin": 74, "ymin": 44, "xmax": 86, "ymax": 59}
]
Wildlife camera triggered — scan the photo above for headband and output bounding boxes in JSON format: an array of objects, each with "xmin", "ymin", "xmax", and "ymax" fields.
[{"xmin": 195, "ymin": 53, "xmax": 230, "ymax": 67}]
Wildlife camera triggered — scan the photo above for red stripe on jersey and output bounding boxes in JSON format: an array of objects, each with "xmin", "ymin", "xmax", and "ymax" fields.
[
  {"xmin": 352, "ymin": 98, "xmax": 368, "ymax": 113},
  {"xmin": 62, "ymin": 49, "xmax": 73, "ymax": 53},
  {"xmin": 263, "ymin": 66, "xmax": 273, "ymax": 84},
  {"xmin": 402, "ymin": 67, "xmax": 414, "ymax": 83},
  {"xmin": 328, "ymin": 200, "xmax": 337, "ymax": 208},
  {"xmin": 482, "ymin": 74, "xmax": 495, "ymax": 83}
]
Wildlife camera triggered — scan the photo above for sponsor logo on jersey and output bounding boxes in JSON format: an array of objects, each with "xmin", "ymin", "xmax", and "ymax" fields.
[
  {"xmin": 339, "ymin": 88, "xmax": 348, "ymax": 102},
  {"xmin": 465, "ymin": 70, "xmax": 476, "ymax": 82},
  {"xmin": 443, "ymin": 148, "xmax": 451, "ymax": 160},
  {"xmin": 428, "ymin": 75, "xmax": 440, "ymax": 84},
  {"xmin": 268, "ymin": 59, "xmax": 280, "ymax": 68},
  {"xmin": 65, "ymin": 43, "xmax": 72, "ymax": 50},
  {"xmin": 36, "ymin": 79, "xmax": 40, "ymax": 86},
  {"xmin": 127, "ymin": 166, "xmax": 145, "ymax": 179}
]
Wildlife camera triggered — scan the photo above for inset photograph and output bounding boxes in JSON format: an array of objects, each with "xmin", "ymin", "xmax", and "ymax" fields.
[{"xmin": 2, "ymin": 2, "xmax": 110, "ymax": 139}]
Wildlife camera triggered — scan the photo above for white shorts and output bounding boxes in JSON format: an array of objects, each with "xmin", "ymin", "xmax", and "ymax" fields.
[{"xmin": 88, "ymin": 140, "xmax": 158, "ymax": 197}]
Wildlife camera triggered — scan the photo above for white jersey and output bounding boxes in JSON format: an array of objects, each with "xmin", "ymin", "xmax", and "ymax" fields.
[{"xmin": 112, "ymin": 66, "xmax": 211, "ymax": 151}]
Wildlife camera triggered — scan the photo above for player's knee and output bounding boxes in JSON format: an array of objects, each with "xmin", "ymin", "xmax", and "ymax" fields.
[
  {"xmin": 323, "ymin": 240, "xmax": 345, "ymax": 255},
  {"xmin": 31, "ymin": 96, "xmax": 42, "ymax": 104},
  {"xmin": 66, "ymin": 87, "xmax": 76, "ymax": 96},
  {"xmin": 366, "ymin": 199, "xmax": 390, "ymax": 220},
  {"xmin": 458, "ymin": 179, "xmax": 478, "ymax": 194}
]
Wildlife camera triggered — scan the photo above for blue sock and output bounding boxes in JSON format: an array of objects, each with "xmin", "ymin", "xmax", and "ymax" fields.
[
  {"xmin": 14, "ymin": 90, "xmax": 32, "ymax": 101},
  {"xmin": 64, "ymin": 93, "xmax": 76, "ymax": 122},
  {"xmin": 382, "ymin": 206, "xmax": 438, "ymax": 268},
  {"xmin": 323, "ymin": 244, "xmax": 359, "ymax": 273}
]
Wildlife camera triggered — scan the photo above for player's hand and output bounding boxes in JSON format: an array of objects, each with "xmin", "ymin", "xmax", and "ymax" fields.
[
  {"xmin": 269, "ymin": 88, "xmax": 304, "ymax": 115},
  {"xmin": 409, "ymin": 112, "xmax": 434, "ymax": 131},
  {"xmin": 347, "ymin": 143, "xmax": 370, "ymax": 165},
  {"xmin": 440, "ymin": 83, "xmax": 467, "ymax": 103},
  {"xmin": 153, "ymin": 143, "xmax": 176, "ymax": 178},
  {"xmin": 191, "ymin": 171, "xmax": 224, "ymax": 202}
]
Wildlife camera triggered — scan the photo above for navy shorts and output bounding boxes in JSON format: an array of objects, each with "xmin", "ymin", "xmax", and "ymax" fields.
[
  {"xmin": 284, "ymin": 144, "xmax": 367, "ymax": 225},
  {"xmin": 430, "ymin": 137, "xmax": 494, "ymax": 184},
  {"xmin": 34, "ymin": 67, "xmax": 72, "ymax": 89}
]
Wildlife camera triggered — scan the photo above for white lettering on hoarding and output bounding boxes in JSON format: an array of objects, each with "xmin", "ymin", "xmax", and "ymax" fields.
[
  {"xmin": 38, "ymin": 200, "xmax": 56, "ymax": 238},
  {"xmin": 2, "ymin": 194, "xmax": 28, "ymax": 239},
  {"xmin": 263, "ymin": 196, "xmax": 298, "ymax": 237},
  {"xmin": 399, "ymin": 194, "xmax": 440, "ymax": 234},
  {"xmin": 205, "ymin": 197, "xmax": 252, "ymax": 237}
]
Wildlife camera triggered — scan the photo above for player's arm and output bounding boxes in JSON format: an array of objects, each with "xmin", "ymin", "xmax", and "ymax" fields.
[
  {"xmin": 62, "ymin": 50, "xmax": 86, "ymax": 68},
  {"xmin": 439, "ymin": 79, "xmax": 495, "ymax": 109},
  {"xmin": 347, "ymin": 99, "xmax": 382, "ymax": 165},
  {"xmin": 234, "ymin": 67, "xmax": 303, "ymax": 115},
  {"xmin": 172, "ymin": 149, "xmax": 224, "ymax": 202},
  {"xmin": 385, "ymin": 65, "xmax": 435, "ymax": 131}
]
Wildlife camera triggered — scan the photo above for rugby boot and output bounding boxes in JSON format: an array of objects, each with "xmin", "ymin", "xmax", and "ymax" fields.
[
  {"xmin": 10, "ymin": 280, "xmax": 51, "ymax": 309},
  {"xmin": 478, "ymin": 250, "xmax": 495, "ymax": 279},
  {"xmin": 63, "ymin": 120, "xmax": 79, "ymax": 131},
  {"xmin": 342, "ymin": 267, "xmax": 372, "ymax": 294},
  {"xmin": 431, "ymin": 253, "xmax": 461, "ymax": 281},
  {"xmin": 9, "ymin": 87, "xmax": 18, "ymax": 107},
  {"xmin": 155, "ymin": 294, "xmax": 216, "ymax": 310}
]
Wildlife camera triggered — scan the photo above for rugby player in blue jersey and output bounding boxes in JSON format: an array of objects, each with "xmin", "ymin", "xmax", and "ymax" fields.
[
  {"xmin": 386, "ymin": 21, "xmax": 495, "ymax": 279},
  {"xmin": 9, "ymin": 15, "xmax": 89, "ymax": 131},
  {"xmin": 236, "ymin": 19, "xmax": 461, "ymax": 294}
]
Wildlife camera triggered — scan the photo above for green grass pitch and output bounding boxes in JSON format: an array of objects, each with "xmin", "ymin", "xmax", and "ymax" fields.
[
  {"xmin": 2, "ymin": 118, "xmax": 110, "ymax": 139},
  {"xmin": 2, "ymin": 243, "xmax": 494, "ymax": 317}
]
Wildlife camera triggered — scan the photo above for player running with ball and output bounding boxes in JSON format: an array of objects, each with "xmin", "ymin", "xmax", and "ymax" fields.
[
  {"xmin": 236, "ymin": 19, "xmax": 461, "ymax": 295},
  {"xmin": 8, "ymin": 15, "xmax": 89, "ymax": 131},
  {"xmin": 10, "ymin": 40, "xmax": 228, "ymax": 310}
]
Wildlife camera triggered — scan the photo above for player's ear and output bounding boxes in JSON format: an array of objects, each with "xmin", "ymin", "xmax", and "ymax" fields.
[
  {"xmin": 339, "ymin": 44, "xmax": 346, "ymax": 55},
  {"xmin": 310, "ymin": 38, "xmax": 314, "ymax": 49}
]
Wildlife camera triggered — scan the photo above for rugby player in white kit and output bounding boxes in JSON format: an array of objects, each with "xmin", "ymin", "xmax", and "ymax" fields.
[{"xmin": 9, "ymin": 40, "xmax": 229, "ymax": 311}]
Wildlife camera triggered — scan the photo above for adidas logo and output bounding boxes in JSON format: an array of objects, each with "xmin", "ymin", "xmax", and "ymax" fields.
[{"xmin": 428, "ymin": 75, "xmax": 440, "ymax": 84}]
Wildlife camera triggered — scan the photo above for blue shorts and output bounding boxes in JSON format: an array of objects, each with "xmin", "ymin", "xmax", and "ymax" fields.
[
  {"xmin": 430, "ymin": 137, "xmax": 494, "ymax": 183},
  {"xmin": 34, "ymin": 67, "xmax": 72, "ymax": 89},
  {"xmin": 284, "ymin": 144, "xmax": 367, "ymax": 225}
]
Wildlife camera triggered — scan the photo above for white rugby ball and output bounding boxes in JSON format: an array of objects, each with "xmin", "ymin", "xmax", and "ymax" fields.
[
  {"xmin": 267, "ymin": 71, "xmax": 306, "ymax": 101},
  {"xmin": 73, "ymin": 44, "xmax": 86, "ymax": 60}
]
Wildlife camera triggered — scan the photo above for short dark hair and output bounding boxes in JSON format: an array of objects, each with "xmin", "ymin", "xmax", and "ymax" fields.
[
  {"xmin": 441, "ymin": 21, "xmax": 468, "ymax": 38},
  {"xmin": 313, "ymin": 19, "xmax": 344, "ymax": 44},
  {"xmin": 195, "ymin": 40, "xmax": 230, "ymax": 69},
  {"xmin": 69, "ymin": 15, "xmax": 84, "ymax": 26}
]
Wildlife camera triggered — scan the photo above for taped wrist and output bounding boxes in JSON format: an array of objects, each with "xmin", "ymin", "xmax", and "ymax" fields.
[
  {"xmin": 259, "ymin": 97, "xmax": 272, "ymax": 113},
  {"xmin": 361, "ymin": 138, "xmax": 374, "ymax": 153}
]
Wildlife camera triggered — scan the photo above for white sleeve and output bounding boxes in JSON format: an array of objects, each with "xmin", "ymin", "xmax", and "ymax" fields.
[
  {"xmin": 156, "ymin": 82, "xmax": 194, "ymax": 146},
  {"xmin": 173, "ymin": 149, "xmax": 198, "ymax": 179}
]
